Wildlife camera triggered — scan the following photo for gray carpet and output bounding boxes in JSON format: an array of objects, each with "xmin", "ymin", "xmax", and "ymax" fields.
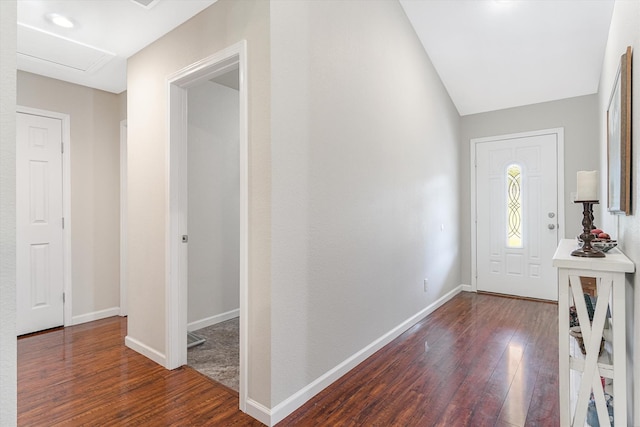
[{"xmin": 187, "ymin": 317, "xmax": 239, "ymax": 392}]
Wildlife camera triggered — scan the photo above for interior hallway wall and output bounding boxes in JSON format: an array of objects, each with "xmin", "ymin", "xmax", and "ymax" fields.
[
  {"xmin": 17, "ymin": 71, "xmax": 122, "ymax": 322},
  {"xmin": 187, "ymin": 81, "xmax": 240, "ymax": 326},
  {"xmin": 596, "ymin": 1, "xmax": 639, "ymax": 423},
  {"xmin": 459, "ymin": 94, "xmax": 600, "ymax": 287},
  {"xmin": 270, "ymin": 0, "xmax": 461, "ymax": 408},
  {"xmin": 126, "ymin": 0, "xmax": 271, "ymax": 407}
]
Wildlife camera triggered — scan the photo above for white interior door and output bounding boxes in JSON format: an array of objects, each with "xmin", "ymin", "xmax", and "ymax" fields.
[
  {"xmin": 17, "ymin": 112, "xmax": 65, "ymax": 335},
  {"xmin": 475, "ymin": 133, "xmax": 559, "ymax": 301}
]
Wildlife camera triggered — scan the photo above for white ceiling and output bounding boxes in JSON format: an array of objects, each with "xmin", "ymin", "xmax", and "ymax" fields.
[
  {"xmin": 17, "ymin": 0, "xmax": 218, "ymax": 94},
  {"xmin": 17, "ymin": 0, "xmax": 615, "ymax": 115},
  {"xmin": 400, "ymin": 0, "xmax": 615, "ymax": 115}
]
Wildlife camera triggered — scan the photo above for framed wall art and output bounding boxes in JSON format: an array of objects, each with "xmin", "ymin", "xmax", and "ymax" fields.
[{"xmin": 607, "ymin": 46, "xmax": 632, "ymax": 215}]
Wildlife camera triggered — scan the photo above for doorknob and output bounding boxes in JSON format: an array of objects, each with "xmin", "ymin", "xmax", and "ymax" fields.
[{"xmin": 548, "ymin": 224, "xmax": 556, "ymax": 230}]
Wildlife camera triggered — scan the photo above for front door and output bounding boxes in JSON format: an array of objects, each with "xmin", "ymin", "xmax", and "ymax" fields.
[
  {"xmin": 475, "ymin": 132, "xmax": 559, "ymax": 301},
  {"xmin": 16, "ymin": 112, "xmax": 65, "ymax": 335}
]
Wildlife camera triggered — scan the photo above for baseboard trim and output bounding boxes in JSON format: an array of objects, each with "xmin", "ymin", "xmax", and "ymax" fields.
[
  {"xmin": 125, "ymin": 335, "xmax": 166, "ymax": 367},
  {"xmin": 269, "ymin": 285, "xmax": 464, "ymax": 425},
  {"xmin": 187, "ymin": 308, "xmax": 239, "ymax": 332},
  {"xmin": 71, "ymin": 307, "xmax": 120, "ymax": 326},
  {"xmin": 461, "ymin": 283, "xmax": 473, "ymax": 292},
  {"xmin": 245, "ymin": 398, "xmax": 272, "ymax": 426}
]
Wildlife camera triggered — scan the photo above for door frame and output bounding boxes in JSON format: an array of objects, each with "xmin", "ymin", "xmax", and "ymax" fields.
[
  {"xmin": 470, "ymin": 128, "xmax": 565, "ymax": 293},
  {"xmin": 120, "ymin": 119, "xmax": 127, "ymax": 316},
  {"xmin": 166, "ymin": 41, "xmax": 248, "ymax": 411},
  {"xmin": 16, "ymin": 106, "xmax": 73, "ymax": 327}
]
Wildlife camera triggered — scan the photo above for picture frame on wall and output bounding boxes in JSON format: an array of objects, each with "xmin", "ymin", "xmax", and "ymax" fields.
[{"xmin": 607, "ymin": 46, "xmax": 632, "ymax": 215}]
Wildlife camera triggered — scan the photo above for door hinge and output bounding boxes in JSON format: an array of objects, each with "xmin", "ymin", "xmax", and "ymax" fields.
[
  {"xmin": 61, "ymin": 142, "xmax": 64, "ymax": 154},
  {"xmin": 62, "ymin": 292, "xmax": 65, "ymax": 303},
  {"xmin": 62, "ymin": 217, "xmax": 65, "ymax": 229}
]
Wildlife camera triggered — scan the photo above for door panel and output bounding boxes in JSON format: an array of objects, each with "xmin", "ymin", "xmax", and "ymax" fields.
[
  {"xmin": 476, "ymin": 133, "xmax": 558, "ymax": 301},
  {"xmin": 17, "ymin": 113, "xmax": 64, "ymax": 335}
]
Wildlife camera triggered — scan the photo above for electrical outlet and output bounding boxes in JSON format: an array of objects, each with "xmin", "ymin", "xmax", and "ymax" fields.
[{"xmin": 423, "ymin": 278, "xmax": 428, "ymax": 292}]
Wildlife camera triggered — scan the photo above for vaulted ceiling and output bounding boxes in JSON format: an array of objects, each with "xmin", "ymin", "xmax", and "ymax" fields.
[
  {"xmin": 17, "ymin": 0, "xmax": 615, "ymax": 115},
  {"xmin": 399, "ymin": 0, "xmax": 615, "ymax": 115}
]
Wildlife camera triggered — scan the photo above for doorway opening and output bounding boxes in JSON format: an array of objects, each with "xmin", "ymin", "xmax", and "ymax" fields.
[
  {"xmin": 166, "ymin": 41, "xmax": 248, "ymax": 411},
  {"xmin": 185, "ymin": 67, "xmax": 241, "ymax": 391}
]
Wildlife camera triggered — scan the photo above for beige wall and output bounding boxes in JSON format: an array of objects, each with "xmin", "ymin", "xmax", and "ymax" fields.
[
  {"xmin": 0, "ymin": 0, "xmax": 17, "ymax": 424},
  {"xmin": 118, "ymin": 91, "xmax": 127, "ymax": 122},
  {"xmin": 459, "ymin": 95, "xmax": 600, "ymax": 286},
  {"xmin": 126, "ymin": 0, "xmax": 271, "ymax": 406},
  {"xmin": 596, "ymin": 1, "xmax": 639, "ymax": 424},
  {"xmin": 270, "ymin": 0, "xmax": 461, "ymax": 408},
  {"xmin": 17, "ymin": 71, "xmax": 121, "ymax": 321}
]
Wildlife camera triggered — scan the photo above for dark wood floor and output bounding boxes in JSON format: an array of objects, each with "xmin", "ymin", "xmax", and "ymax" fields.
[{"xmin": 18, "ymin": 292, "xmax": 559, "ymax": 426}]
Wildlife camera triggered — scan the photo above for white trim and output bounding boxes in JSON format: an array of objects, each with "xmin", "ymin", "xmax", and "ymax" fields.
[
  {"xmin": 269, "ymin": 285, "xmax": 464, "ymax": 426},
  {"xmin": 71, "ymin": 307, "xmax": 120, "ymax": 325},
  {"xmin": 16, "ymin": 106, "xmax": 72, "ymax": 328},
  {"xmin": 125, "ymin": 335, "xmax": 166, "ymax": 367},
  {"xmin": 245, "ymin": 399, "xmax": 272, "ymax": 426},
  {"xmin": 187, "ymin": 309, "xmax": 239, "ymax": 332},
  {"xmin": 470, "ymin": 127, "xmax": 565, "ymax": 293},
  {"xmin": 166, "ymin": 41, "xmax": 249, "ymax": 413},
  {"xmin": 120, "ymin": 120, "xmax": 128, "ymax": 316},
  {"xmin": 461, "ymin": 283, "xmax": 473, "ymax": 292}
]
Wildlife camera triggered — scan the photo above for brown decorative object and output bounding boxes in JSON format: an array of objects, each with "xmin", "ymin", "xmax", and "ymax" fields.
[
  {"xmin": 571, "ymin": 201, "xmax": 605, "ymax": 257},
  {"xmin": 607, "ymin": 46, "xmax": 632, "ymax": 215},
  {"xmin": 569, "ymin": 326, "xmax": 605, "ymax": 356}
]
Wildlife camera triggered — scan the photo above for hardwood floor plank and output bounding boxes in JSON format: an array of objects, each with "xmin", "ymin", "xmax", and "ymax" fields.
[
  {"xmin": 280, "ymin": 293, "xmax": 559, "ymax": 427},
  {"xmin": 18, "ymin": 317, "xmax": 262, "ymax": 426},
  {"xmin": 18, "ymin": 293, "xmax": 559, "ymax": 426}
]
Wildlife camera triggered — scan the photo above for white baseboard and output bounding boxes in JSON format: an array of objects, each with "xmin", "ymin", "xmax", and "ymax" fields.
[
  {"xmin": 125, "ymin": 335, "xmax": 167, "ymax": 367},
  {"xmin": 187, "ymin": 308, "xmax": 239, "ymax": 332},
  {"xmin": 461, "ymin": 283, "xmax": 474, "ymax": 292},
  {"xmin": 245, "ymin": 398, "xmax": 272, "ymax": 426},
  {"xmin": 71, "ymin": 307, "xmax": 120, "ymax": 326},
  {"xmin": 269, "ymin": 285, "xmax": 464, "ymax": 425}
]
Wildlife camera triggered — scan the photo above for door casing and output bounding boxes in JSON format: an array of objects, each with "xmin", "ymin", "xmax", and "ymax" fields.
[
  {"xmin": 470, "ymin": 128, "xmax": 565, "ymax": 294},
  {"xmin": 166, "ymin": 41, "xmax": 248, "ymax": 412},
  {"xmin": 120, "ymin": 119, "xmax": 127, "ymax": 316},
  {"xmin": 16, "ymin": 106, "xmax": 72, "ymax": 330}
]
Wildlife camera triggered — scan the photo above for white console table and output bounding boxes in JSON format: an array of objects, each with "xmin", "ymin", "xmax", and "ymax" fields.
[{"xmin": 553, "ymin": 239, "xmax": 634, "ymax": 426}]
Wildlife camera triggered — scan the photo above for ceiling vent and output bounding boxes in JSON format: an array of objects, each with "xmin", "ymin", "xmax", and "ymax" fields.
[
  {"xmin": 130, "ymin": 0, "xmax": 161, "ymax": 9},
  {"xmin": 17, "ymin": 23, "xmax": 116, "ymax": 74}
]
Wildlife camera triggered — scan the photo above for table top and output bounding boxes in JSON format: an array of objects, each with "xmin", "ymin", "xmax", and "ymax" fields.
[{"xmin": 552, "ymin": 239, "xmax": 635, "ymax": 273}]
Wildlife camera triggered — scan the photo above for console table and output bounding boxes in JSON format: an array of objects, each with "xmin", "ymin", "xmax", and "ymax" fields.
[{"xmin": 552, "ymin": 239, "xmax": 634, "ymax": 426}]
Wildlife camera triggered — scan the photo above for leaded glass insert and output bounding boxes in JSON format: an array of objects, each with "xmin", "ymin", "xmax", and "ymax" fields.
[{"xmin": 507, "ymin": 164, "xmax": 522, "ymax": 248}]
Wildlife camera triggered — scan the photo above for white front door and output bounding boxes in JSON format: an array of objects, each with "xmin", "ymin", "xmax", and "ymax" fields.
[
  {"xmin": 16, "ymin": 112, "xmax": 65, "ymax": 335},
  {"xmin": 475, "ymin": 132, "xmax": 559, "ymax": 301}
]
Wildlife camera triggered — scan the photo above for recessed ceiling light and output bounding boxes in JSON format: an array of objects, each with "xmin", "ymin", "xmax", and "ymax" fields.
[{"xmin": 46, "ymin": 13, "xmax": 75, "ymax": 29}]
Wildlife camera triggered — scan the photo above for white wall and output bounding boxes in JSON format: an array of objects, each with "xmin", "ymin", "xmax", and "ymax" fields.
[
  {"xmin": 596, "ymin": 1, "xmax": 639, "ymax": 424},
  {"xmin": 187, "ymin": 81, "xmax": 240, "ymax": 325},
  {"xmin": 0, "ymin": 0, "xmax": 17, "ymax": 424},
  {"xmin": 459, "ymin": 95, "xmax": 600, "ymax": 286},
  {"xmin": 270, "ymin": 0, "xmax": 461, "ymax": 407},
  {"xmin": 17, "ymin": 71, "xmax": 122, "ymax": 323},
  {"xmin": 126, "ymin": 0, "xmax": 271, "ymax": 406}
]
